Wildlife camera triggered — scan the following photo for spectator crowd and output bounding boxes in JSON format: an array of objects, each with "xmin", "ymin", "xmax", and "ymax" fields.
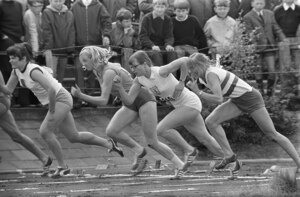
[{"xmin": 0, "ymin": 0, "xmax": 300, "ymax": 107}]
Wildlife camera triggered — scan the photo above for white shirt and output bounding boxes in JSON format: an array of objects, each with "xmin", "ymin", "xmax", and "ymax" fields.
[
  {"xmin": 15, "ymin": 63, "xmax": 62, "ymax": 105},
  {"xmin": 283, "ymin": 3, "xmax": 296, "ymax": 11},
  {"xmin": 82, "ymin": 0, "xmax": 92, "ymax": 7}
]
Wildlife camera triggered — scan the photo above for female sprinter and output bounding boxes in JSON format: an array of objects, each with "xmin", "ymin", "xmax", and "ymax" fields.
[
  {"xmin": 186, "ymin": 53, "xmax": 300, "ymax": 171},
  {"xmin": 5, "ymin": 43, "xmax": 123, "ymax": 178},
  {"xmin": 113, "ymin": 50, "xmax": 225, "ymax": 178},
  {"xmin": 71, "ymin": 46, "xmax": 186, "ymax": 178}
]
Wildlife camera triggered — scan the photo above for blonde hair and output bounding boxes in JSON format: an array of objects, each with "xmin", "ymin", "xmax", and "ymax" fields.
[
  {"xmin": 188, "ymin": 53, "xmax": 212, "ymax": 73},
  {"xmin": 79, "ymin": 46, "xmax": 112, "ymax": 72}
]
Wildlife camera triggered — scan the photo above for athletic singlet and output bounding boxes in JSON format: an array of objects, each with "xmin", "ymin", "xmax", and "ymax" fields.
[
  {"xmin": 137, "ymin": 66, "xmax": 202, "ymax": 111},
  {"xmin": 199, "ymin": 67, "xmax": 252, "ymax": 98},
  {"xmin": 14, "ymin": 63, "xmax": 62, "ymax": 105},
  {"xmin": 93, "ymin": 63, "xmax": 133, "ymax": 97}
]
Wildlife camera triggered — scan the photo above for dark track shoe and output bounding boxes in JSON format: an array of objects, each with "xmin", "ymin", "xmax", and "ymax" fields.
[
  {"xmin": 215, "ymin": 154, "xmax": 237, "ymax": 170},
  {"xmin": 108, "ymin": 138, "xmax": 124, "ymax": 157}
]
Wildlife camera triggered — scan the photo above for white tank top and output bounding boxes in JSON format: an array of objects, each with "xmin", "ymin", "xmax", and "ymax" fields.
[
  {"xmin": 14, "ymin": 63, "xmax": 62, "ymax": 105},
  {"xmin": 199, "ymin": 67, "xmax": 252, "ymax": 98},
  {"xmin": 137, "ymin": 66, "xmax": 202, "ymax": 111}
]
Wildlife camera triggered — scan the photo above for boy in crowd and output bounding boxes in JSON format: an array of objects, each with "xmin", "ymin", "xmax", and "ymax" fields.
[
  {"xmin": 172, "ymin": 0, "xmax": 208, "ymax": 58},
  {"xmin": 244, "ymin": 0, "xmax": 286, "ymax": 96},
  {"xmin": 110, "ymin": 8, "xmax": 139, "ymax": 73},
  {"xmin": 24, "ymin": 0, "xmax": 44, "ymax": 59},
  {"xmin": 204, "ymin": 0, "xmax": 237, "ymax": 60},
  {"xmin": 139, "ymin": 0, "xmax": 176, "ymax": 66},
  {"xmin": 274, "ymin": 0, "xmax": 300, "ymax": 74},
  {"xmin": 42, "ymin": 0, "xmax": 75, "ymax": 83}
]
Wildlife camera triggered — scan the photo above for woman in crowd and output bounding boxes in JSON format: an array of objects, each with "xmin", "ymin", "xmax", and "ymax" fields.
[
  {"xmin": 4, "ymin": 43, "xmax": 123, "ymax": 178},
  {"xmin": 71, "ymin": 46, "xmax": 187, "ymax": 178},
  {"xmin": 185, "ymin": 52, "xmax": 300, "ymax": 171}
]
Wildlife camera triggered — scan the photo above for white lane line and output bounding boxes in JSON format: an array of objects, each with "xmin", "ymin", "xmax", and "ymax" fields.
[
  {"xmin": 0, "ymin": 187, "xmax": 39, "ymax": 192},
  {"xmin": 139, "ymin": 188, "xmax": 197, "ymax": 194},
  {"xmin": 0, "ymin": 179, "xmax": 18, "ymax": 183},
  {"xmin": 112, "ymin": 182, "xmax": 147, "ymax": 186},
  {"xmin": 164, "ymin": 182, "xmax": 225, "ymax": 187},
  {"xmin": 34, "ymin": 188, "xmax": 109, "ymax": 194},
  {"xmin": 28, "ymin": 180, "xmax": 87, "ymax": 185}
]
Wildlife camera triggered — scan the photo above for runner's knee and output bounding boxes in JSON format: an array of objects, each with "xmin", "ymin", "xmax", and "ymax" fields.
[
  {"xmin": 205, "ymin": 116, "xmax": 218, "ymax": 129},
  {"xmin": 106, "ymin": 126, "xmax": 116, "ymax": 138}
]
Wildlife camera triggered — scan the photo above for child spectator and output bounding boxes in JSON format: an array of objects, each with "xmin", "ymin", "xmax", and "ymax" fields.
[
  {"xmin": 24, "ymin": 0, "xmax": 44, "ymax": 58},
  {"xmin": 70, "ymin": 0, "xmax": 111, "ymax": 107},
  {"xmin": 41, "ymin": 0, "xmax": 75, "ymax": 83},
  {"xmin": 274, "ymin": 0, "xmax": 300, "ymax": 73},
  {"xmin": 244, "ymin": 0, "xmax": 286, "ymax": 96},
  {"xmin": 138, "ymin": 0, "xmax": 175, "ymax": 21},
  {"xmin": 110, "ymin": 8, "xmax": 139, "ymax": 73},
  {"xmin": 204, "ymin": 0, "xmax": 237, "ymax": 60},
  {"xmin": 139, "ymin": 0, "xmax": 176, "ymax": 66},
  {"xmin": 172, "ymin": 0, "xmax": 208, "ymax": 58}
]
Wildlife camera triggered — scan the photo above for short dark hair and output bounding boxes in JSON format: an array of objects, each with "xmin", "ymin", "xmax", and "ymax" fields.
[
  {"xmin": 174, "ymin": 0, "xmax": 190, "ymax": 10},
  {"xmin": 129, "ymin": 50, "xmax": 153, "ymax": 67},
  {"xmin": 27, "ymin": 0, "xmax": 44, "ymax": 6},
  {"xmin": 214, "ymin": 0, "xmax": 230, "ymax": 7},
  {"xmin": 116, "ymin": 8, "xmax": 132, "ymax": 21},
  {"xmin": 7, "ymin": 42, "xmax": 33, "ymax": 61}
]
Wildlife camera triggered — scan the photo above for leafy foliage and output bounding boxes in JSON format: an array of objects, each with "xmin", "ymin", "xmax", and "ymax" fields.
[{"xmin": 219, "ymin": 18, "xmax": 258, "ymax": 80}]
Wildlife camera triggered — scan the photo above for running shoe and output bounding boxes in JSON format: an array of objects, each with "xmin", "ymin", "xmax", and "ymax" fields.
[
  {"xmin": 40, "ymin": 157, "xmax": 53, "ymax": 177},
  {"xmin": 215, "ymin": 154, "xmax": 238, "ymax": 170},
  {"xmin": 50, "ymin": 166, "xmax": 71, "ymax": 179},
  {"xmin": 184, "ymin": 148, "xmax": 198, "ymax": 168},
  {"xmin": 131, "ymin": 148, "xmax": 147, "ymax": 171},
  {"xmin": 108, "ymin": 138, "xmax": 124, "ymax": 157},
  {"xmin": 132, "ymin": 158, "xmax": 148, "ymax": 176},
  {"xmin": 171, "ymin": 163, "xmax": 189, "ymax": 180},
  {"xmin": 230, "ymin": 160, "xmax": 242, "ymax": 172}
]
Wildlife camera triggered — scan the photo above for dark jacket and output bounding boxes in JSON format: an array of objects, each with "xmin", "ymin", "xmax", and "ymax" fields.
[
  {"xmin": 228, "ymin": 0, "xmax": 252, "ymax": 19},
  {"xmin": 71, "ymin": 0, "xmax": 112, "ymax": 47},
  {"xmin": 243, "ymin": 9, "xmax": 286, "ymax": 52},
  {"xmin": 0, "ymin": 0, "xmax": 24, "ymax": 42},
  {"xmin": 139, "ymin": 12, "xmax": 174, "ymax": 49},
  {"xmin": 41, "ymin": 5, "xmax": 75, "ymax": 54}
]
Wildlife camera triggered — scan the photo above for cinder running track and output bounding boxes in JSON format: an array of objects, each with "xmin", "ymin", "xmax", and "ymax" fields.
[{"xmin": 1, "ymin": 161, "xmax": 299, "ymax": 197}]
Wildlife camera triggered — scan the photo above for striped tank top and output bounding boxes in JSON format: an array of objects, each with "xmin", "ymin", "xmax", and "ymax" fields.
[{"xmin": 199, "ymin": 67, "xmax": 252, "ymax": 98}]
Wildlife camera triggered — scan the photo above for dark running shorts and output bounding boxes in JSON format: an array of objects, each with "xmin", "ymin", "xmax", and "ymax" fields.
[
  {"xmin": 230, "ymin": 88, "xmax": 265, "ymax": 114},
  {"xmin": 125, "ymin": 87, "xmax": 156, "ymax": 112}
]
